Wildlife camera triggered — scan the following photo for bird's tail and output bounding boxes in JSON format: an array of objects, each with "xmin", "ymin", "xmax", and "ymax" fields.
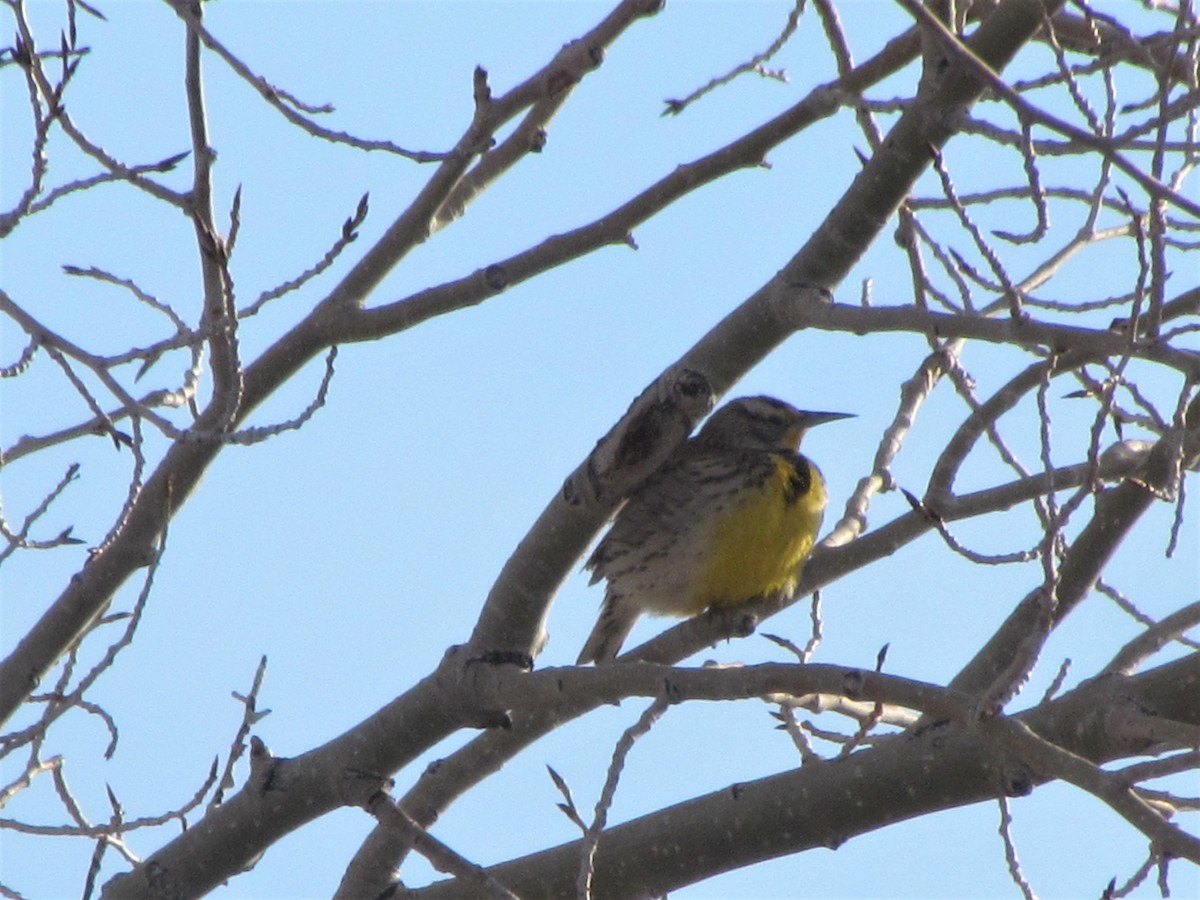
[{"xmin": 576, "ymin": 596, "xmax": 639, "ymax": 665}]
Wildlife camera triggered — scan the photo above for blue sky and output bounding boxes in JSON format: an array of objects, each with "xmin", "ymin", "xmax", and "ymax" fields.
[{"xmin": 2, "ymin": 2, "xmax": 1197, "ymax": 897}]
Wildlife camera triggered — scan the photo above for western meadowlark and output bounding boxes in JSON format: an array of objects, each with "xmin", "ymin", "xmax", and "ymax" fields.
[{"xmin": 577, "ymin": 395, "xmax": 851, "ymax": 664}]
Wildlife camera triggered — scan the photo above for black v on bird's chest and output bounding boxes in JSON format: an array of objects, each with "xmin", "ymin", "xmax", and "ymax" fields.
[{"xmin": 768, "ymin": 452, "xmax": 813, "ymax": 505}]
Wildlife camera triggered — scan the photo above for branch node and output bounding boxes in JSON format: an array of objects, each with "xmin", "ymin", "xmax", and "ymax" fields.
[{"xmin": 572, "ymin": 367, "xmax": 713, "ymax": 506}]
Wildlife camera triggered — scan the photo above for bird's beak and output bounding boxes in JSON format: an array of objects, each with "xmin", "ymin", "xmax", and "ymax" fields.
[
  {"xmin": 800, "ymin": 410, "xmax": 855, "ymax": 428},
  {"xmin": 787, "ymin": 411, "xmax": 854, "ymax": 447}
]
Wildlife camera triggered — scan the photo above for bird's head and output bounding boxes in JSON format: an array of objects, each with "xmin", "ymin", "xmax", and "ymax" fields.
[{"xmin": 694, "ymin": 395, "xmax": 853, "ymax": 452}]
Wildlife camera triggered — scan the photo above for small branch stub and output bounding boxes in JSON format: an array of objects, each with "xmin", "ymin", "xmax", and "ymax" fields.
[{"xmin": 569, "ymin": 367, "xmax": 714, "ymax": 506}]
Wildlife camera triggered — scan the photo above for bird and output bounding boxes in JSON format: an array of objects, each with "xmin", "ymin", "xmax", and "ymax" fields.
[{"xmin": 577, "ymin": 395, "xmax": 852, "ymax": 665}]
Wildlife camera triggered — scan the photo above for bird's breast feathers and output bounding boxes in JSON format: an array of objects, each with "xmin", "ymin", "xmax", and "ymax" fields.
[
  {"xmin": 590, "ymin": 450, "xmax": 827, "ymax": 618},
  {"xmin": 691, "ymin": 452, "xmax": 826, "ymax": 613}
]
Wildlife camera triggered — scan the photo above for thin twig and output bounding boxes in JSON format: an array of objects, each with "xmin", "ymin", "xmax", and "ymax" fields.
[
  {"xmin": 662, "ymin": 0, "xmax": 804, "ymax": 115},
  {"xmin": 210, "ymin": 655, "xmax": 270, "ymax": 810},
  {"xmin": 162, "ymin": 0, "xmax": 445, "ymax": 161},
  {"xmin": 578, "ymin": 696, "xmax": 670, "ymax": 899},
  {"xmin": 996, "ymin": 795, "xmax": 1037, "ymax": 900}
]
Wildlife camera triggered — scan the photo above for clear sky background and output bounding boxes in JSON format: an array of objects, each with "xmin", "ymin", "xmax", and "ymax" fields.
[{"xmin": 2, "ymin": 2, "xmax": 1197, "ymax": 898}]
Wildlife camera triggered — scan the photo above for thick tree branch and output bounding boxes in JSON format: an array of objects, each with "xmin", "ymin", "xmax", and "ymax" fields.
[
  {"xmin": 409, "ymin": 652, "xmax": 1200, "ymax": 898},
  {"xmin": 460, "ymin": 0, "xmax": 1074, "ymax": 676},
  {"xmin": 353, "ymin": 428, "xmax": 1175, "ymax": 893},
  {"xmin": 0, "ymin": 0, "xmax": 654, "ymax": 733},
  {"xmin": 4, "ymin": 1, "xmax": 1191, "ymax": 896}
]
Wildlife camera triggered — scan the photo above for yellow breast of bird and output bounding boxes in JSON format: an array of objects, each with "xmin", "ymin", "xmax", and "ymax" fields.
[
  {"xmin": 689, "ymin": 452, "xmax": 827, "ymax": 614},
  {"xmin": 589, "ymin": 450, "xmax": 829, "ymax": 620}
]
